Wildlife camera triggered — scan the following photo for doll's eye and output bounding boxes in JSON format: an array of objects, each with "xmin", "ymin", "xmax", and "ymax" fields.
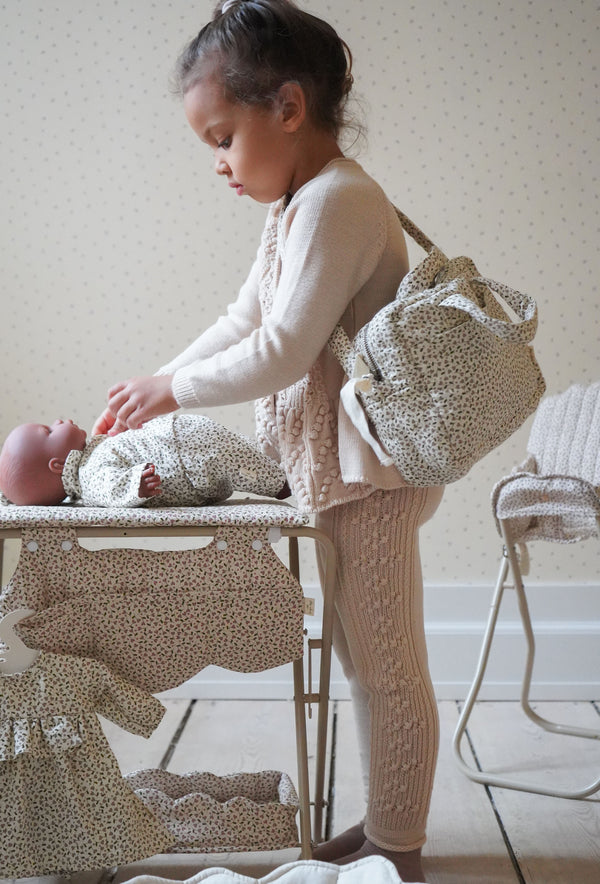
[{"xmin": 217, "ymin": 136, "xmax": 232, "ymax": 150}]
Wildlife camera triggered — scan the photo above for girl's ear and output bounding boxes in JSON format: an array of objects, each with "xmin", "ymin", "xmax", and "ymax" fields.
[
  {"xmin": 48, "ymin": 457, "xmax": 65, "ymax": 475},
  {"xmin": 277, "ymin": 82, "xmax": 306, "ymax": 133}
]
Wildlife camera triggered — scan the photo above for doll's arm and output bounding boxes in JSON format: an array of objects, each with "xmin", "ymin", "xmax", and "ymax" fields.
[{"xmin": 81, "ymin": 457, "xmax": 157, "ymax": 507}]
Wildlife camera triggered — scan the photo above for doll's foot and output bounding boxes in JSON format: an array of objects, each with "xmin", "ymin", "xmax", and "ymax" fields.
[
  {"xmin": 276, "ymin": 480, "xmax": 291, "ymax": 499},
  {"xmin": 334, "ymin": 838, "xmax": 425, "ymax": 882},
  {"xmin": 311, "ymin": 821, "xmax": 365, "ymax": 862}
]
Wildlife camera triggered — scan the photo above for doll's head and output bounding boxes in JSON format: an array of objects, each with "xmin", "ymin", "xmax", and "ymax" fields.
[{"xmin": 0, "ymin": 420, "xmax": 87, "ymax": 505}]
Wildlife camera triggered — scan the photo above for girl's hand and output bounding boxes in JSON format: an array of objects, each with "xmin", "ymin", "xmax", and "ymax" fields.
[{"xmin": 105, "ymin": 375, "xmax": 178, "ymax": 434}]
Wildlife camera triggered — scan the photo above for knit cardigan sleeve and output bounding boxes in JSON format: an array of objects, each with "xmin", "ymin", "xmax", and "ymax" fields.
[
  {"xmin": 163, "ymin": 162, "xmax": 387, "ymax": 410},
  {"xmin": 156, "ymin": 257, "xmax": 262, "ymax": 376}
]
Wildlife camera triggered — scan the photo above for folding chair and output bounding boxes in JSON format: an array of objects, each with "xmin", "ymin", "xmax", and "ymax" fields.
[{"xmin": 453, "ymin": 381, "xmax": 600, "ymax": 798}]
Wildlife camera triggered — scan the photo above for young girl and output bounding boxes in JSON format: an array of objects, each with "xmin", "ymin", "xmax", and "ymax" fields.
[{"xmin": 93, "ymin": 1, "xmax": 443, "ymax": 879}]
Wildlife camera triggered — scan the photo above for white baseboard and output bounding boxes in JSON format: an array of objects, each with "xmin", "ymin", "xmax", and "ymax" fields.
[{"xmin": 163, "ymin": 582, "xmax": 600, "ymax": 702}]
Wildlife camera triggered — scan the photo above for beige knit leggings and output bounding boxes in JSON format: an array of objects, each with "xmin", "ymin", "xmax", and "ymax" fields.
[{"xmin": 315, "ymin": 484, "xmax": 444, "ymax": 852}]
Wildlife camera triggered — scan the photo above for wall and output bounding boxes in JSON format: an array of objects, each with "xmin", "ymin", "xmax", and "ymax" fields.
[{"xmin": 1, "ymin": 1, "xmax": 598, "ymax": 697}]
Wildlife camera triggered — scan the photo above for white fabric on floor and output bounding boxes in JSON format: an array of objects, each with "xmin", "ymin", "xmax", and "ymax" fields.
[{"xmin": 124, "ymin": 855, "xmax": 405, "ymax": 883}]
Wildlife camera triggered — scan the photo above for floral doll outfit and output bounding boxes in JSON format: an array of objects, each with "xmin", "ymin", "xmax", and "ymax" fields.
[
  {"xmin": 0, "ymin": 650, "xmax": 172, "ymax": 877},
  {"xmin": 61, "ymin": 414, "xmax": 287, "ymax": 507}
]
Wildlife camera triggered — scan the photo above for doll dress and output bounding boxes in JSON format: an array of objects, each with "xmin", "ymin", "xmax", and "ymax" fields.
[{"xmin": 0, "ymin": 650, "xmax": 172, "ymax": 878}]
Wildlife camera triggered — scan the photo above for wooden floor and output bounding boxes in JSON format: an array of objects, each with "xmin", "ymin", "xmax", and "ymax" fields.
[{"xmin": 7, "ymin": 696, "xmax": 598, "ymax": 884}]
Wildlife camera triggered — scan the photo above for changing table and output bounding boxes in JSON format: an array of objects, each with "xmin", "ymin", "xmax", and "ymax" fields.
[{"xmin": 0, "ymin": 499, "xmax": 336, "ymax": 863}]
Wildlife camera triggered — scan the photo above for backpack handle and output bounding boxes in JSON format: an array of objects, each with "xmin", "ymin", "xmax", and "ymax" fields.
[{"xmin": 440, "ymin": 278, "xmax": 539, "ymax": 343}]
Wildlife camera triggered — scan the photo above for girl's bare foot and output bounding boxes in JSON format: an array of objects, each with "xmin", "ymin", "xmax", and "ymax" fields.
[
  {"xmin": 334, "ymin": 838, "xmax": 425, "ymax": 882},
  {"xmin": 311, "ymin": 821, "xmax": 365, "ymax": 862}
]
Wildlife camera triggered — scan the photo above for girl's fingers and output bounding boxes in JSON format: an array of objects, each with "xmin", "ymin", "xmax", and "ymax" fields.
[{"xmin": 107, "ymin": 380, "xmax": 127, "ymax": 399}]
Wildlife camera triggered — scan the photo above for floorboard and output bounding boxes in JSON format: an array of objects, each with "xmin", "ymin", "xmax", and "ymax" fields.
[
  {"xmin": 113, "ymin": 699, "xmax": 331, "ymax": 882},
  {"xmin": 101, "ymin": 698, "xmax": 191, "ymax": 774},
  {"xmin": 465, "ymin": 701, "xmax": 600, "ymax": 884},
  {"xmin": 7, "ymin": 700, "xmax": 600, "ymax": 883},
  {"xmin": 326, "ymin": 699, "xmax": 366, "ymax": 837},
  {"xmin": 424, "ymin": 702, "xmax": 519, "ymax": 884}
]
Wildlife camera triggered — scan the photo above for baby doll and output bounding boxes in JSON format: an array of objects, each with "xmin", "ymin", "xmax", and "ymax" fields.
[{"xmin": 0, "ymin": 414, "xmax": 289, "ymax": 507}]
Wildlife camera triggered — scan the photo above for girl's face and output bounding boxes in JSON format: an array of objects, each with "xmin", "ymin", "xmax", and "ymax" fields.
[{"xmin": 184, "ymin": 76, "xmax": 302, "ymax": 204}]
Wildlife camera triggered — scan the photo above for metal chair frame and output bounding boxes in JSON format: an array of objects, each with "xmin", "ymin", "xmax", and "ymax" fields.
[{"xmin": 453, "ymin": 516, "xmax": 600, "ymax": 799}]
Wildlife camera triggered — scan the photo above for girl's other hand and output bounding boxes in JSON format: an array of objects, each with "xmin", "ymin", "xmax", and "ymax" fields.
[{"xmin": 105, "ymin": 375, "xmax": 177, "ymax": 433}]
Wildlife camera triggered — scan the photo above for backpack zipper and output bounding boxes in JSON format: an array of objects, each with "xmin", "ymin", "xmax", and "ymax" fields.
[{"xmin": 358, "ymin": 327, "xmax": 382, "ymax": 381}]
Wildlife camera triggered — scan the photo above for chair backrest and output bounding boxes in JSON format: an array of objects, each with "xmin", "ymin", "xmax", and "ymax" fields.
[{"xmin": 527, "ymin": 381, "xmax": 600, "ymax": 486}]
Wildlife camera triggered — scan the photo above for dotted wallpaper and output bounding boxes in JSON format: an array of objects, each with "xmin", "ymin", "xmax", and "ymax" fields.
[{"xmin": 1, "ymin": 0, "xmax": 598, "ymax": 586}]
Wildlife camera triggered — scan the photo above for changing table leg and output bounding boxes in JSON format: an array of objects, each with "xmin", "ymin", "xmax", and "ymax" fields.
[
  {"xmin": 313, "ymin": 530, "xmax": 336, "ymax": 844},
  {"xmin": 287, "ymin": 528, "xmax": 337, "ymax": 853},
  {"xmin": 293, "ymin": 655, "xmax": 312, "ymax": 858}
]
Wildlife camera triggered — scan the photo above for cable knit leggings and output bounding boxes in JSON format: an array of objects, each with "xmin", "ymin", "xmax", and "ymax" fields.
[{"xmin": 315, "ymin": 484, "xmax": 444, "ymax": 852}]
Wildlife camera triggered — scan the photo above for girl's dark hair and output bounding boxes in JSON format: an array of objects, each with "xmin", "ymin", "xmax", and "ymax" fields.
[{"xmin": 173, "ymin": 0, "xmax": 355, "ymax": 138}]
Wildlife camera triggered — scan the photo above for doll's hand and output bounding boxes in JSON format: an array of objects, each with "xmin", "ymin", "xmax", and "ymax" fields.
[
  {"xmin": 105, "ymin": 375, "xmax": 177, "ymax": 433},
  {"xmin": 92, "ymin": 408, "xmax": 118, "ymax": 437},
  {"xmin": 139, "ymin": 464, "xmax": 162, "ymax": 498}
]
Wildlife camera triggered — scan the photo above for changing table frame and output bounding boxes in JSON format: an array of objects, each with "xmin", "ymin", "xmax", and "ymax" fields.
[{"xmin": 0, "ymin": 500, "xmax": 336, "ymax": 860}]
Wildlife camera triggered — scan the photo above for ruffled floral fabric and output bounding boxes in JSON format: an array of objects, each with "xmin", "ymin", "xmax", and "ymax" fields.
[
  {"xmin": 0, "ymin": 651, "xmax": 172, "ymax": 878},
  {"xmin": 0, "ymin": 714, "xmax": 83, "ymax": 759},
  {"xmin": 127, "ymin": 769, "xmax": 299, "ymax": 852}
]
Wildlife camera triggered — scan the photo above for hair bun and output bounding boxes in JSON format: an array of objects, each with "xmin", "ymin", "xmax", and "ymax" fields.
[{"xmin": 177, "ymin": 0, "xmax": 359, "ymax": 141}]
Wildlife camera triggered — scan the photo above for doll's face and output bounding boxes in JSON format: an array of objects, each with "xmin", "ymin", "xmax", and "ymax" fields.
[
  {"xmin": 10, "ymin": 420, "xmax": 87, "ymax": 465},
  {"xmin": 0, "ymin": 419, "xmax": 87, "ymax": 505}
]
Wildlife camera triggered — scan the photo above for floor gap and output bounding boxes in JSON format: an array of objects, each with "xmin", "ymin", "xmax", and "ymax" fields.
[
  {"xmin": 322, "ymin": 700, "xmax": 339, "ymax": 843},
  {"xmin": 455, "ymin": 701, "xmax": 526, "ymax": 884},
  {"xmin": 159, "ymin": 699, "xmax": 196, "ymax": 770}
]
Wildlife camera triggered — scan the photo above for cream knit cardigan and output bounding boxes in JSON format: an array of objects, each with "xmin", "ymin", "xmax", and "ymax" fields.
[{"xmin": 159, "ymin": 159, "xmax": 408, "ymax": 513}]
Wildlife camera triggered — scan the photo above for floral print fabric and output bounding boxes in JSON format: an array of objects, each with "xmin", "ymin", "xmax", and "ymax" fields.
[
  {"xmin": 126, "ymin": 769, "xmax": 299, "ymax": 852},
  {"xmin": 4, "ymin": 524, "xmax": 304, "ymax": 693},
  {"xmin": 61, "ymin": 414, "xmax": 287, "ymax": 508},
  {"xmin": 0, "ymin": 651, "xmax": 172, "ymax": 878},
  {"xmin": 492, "ymin": 382, "xmax": 600, "ymax": 543},
  {"xmin": 0, "ymin": 503, "xmax": 310, "ymax": 870}
]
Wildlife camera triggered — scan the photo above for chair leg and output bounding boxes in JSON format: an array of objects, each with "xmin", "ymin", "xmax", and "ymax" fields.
[
  {"xmin": 452, "ymin": 551, "xmax": 510, "ymax": 780},
  {"xmin": 453, "ymin": 532, "xmax": 600, "ymax": 799},
  {"xmin": 502, "ymin": 525, "xmax": 600, "ymax": 743}
]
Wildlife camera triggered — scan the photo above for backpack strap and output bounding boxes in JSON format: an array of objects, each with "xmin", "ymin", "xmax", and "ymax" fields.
[
  {"xmin": 327, "ymin": 324, "xmax": 356, "ymax": 378},
  {"xmin": 392, "ymin": 206, "xmax": 437, "ymax": 254}
]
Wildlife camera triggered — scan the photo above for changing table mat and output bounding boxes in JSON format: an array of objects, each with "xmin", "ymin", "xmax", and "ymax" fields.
[
  {"xmin": 0, "ymin": 499, "xmax": 309, "ymax": 530},
  {"xmin": 123, "ymin": 856, "xmax": 403, "ymax": 883},
  {"xmin": 0, "ymin": 502, "xmax": 307, "ymax": 692}
]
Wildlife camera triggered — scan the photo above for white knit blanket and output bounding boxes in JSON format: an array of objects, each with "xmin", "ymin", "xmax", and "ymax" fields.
[{"xmin": 492, "ymin": 382, "xmax": 600, "ymax": 543}]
